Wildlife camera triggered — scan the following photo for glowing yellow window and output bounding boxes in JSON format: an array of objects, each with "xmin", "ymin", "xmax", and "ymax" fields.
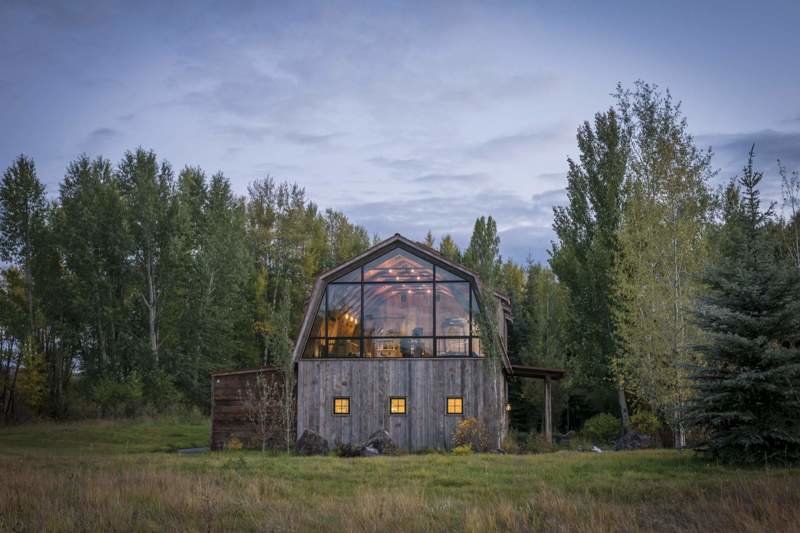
[
  {"xmin": 333, "ymin": 397, "xmax": 350, "ymax": 415},
  {"xmin": 447, "ymin": 397, "xmax": 463, "ymax": 415},
  {"xmin": 390, "ymin": 397, "xmax": 406, "ymax": 415}
]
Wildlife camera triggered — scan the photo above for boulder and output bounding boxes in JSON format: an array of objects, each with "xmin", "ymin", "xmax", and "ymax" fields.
[
  {"xmin": 613, "ymin": 430, "xmax": 653, "ymax": 451},
  {"xmin": 296, "ymin": 430, "xmax": 330, "ymax": 456},
  {"xmin": 362, "ymin": 429, "xmax": 397, "ymax": 455}
]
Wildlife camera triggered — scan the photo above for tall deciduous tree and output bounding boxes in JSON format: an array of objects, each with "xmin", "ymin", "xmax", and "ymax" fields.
[
  {"xmin": 0, "ymin": 155, "xmax": 46, "ymax": 337},
  {"xmin": 116, "ymin": 149, "xmax": 177, "ymax": 371},
  {"xmin": 612, "ymin": 82, "xmax": 714, "ymax": 445},
  {"xmin": 550, "ymin": 108, "xmax": 630, "ymax": 426}
]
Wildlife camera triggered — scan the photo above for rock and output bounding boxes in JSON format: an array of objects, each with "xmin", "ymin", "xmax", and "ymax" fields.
[
  {"xmin": 361, "ymin": 445, "xmax": 380, "ymax": 457},
  {"xmin": 613, "ymin": 430, "xmax": 653, "ymax": 451},
  {"xmin": 296, "ymin": 430, "xmax": 330, "ymax": 456},
  {"xmin": 362, "ymin": 429, "xmax": 396, "ymax": 455}
]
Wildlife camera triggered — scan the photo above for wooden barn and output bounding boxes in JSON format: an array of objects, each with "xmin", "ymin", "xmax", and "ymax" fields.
[{"xmin": 211, "ymin": 234, "xmax": 563, "ymax": 451}]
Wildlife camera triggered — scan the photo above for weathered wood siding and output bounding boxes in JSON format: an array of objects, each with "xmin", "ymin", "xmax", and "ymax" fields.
[
  {"xmin": 210, "ymin": 368, "xmax": 287, "ymax": 451},
  {"xmin": 297, "ymin": 358, "xmax": 507, "ymax": 451}
]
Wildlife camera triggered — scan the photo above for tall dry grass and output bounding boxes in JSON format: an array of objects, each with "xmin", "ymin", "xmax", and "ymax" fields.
[{"xmin": 2, "ymin": 457, "xmax": 799, "ymax": 532}]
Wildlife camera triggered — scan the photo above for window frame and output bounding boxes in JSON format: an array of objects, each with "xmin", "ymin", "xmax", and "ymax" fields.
[
  {"xmin": 303, "ymin": 245, "xmax": 486, "ymax": 359},
  {"xmin": 332, "ymin": 396, "xmax": 351, "ymax": 416},
  {"xmin": 446, "ymin": 396, "xmax": 464, "ymax": 416},
  {"xmin": 389, "ymin": 396, "xmax": 407, "ymax": 416}
]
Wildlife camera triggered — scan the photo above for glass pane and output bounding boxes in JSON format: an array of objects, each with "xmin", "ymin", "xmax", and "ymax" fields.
[
  {"xmin": 436, "ymin": 266, "xmax": 464, "ymax": 281},
  {"xmin": 332, "ymin": 267, "xmax": 360, "ymax": 282},
  {"xmin": 309, "ymin": 298, "xmax": 325, "ymax": 337},
  {"xmin": 327, "ymin": 284, "xmax": 361, "ymax": 337},
  {"xmin": 471, "ymin": 337, "xmax": 483, "ymax": 357},
  {"xmin": 471, "ymin": 290, "xmax": 482, "ymax": 337},
  {"xmin": 364, "ymin": 284, "xmax": 433, "ymax": 337},
  {"xmin": 303, "ymin": 338, "xmax": 325, "ymax": 358},
  {"xmin": 436, "ymin": 283, "xmax": 470, "ymax": 336},
  {"xmin": 390, "ymin": 397, "xmax": 406, "ymax": 414},
  {"xmin": 447, "ymin": 397, "xmax": 463, "ymax": 414},
  {"xmin": 364, "ymin": 337, "xmax": 433, "ymax": 358},
  {"xmin": 327, "ymin": 338, "xmax": 360, "ymax": 358},
  {"xmin": 437, "ymin": 337, "xmax": 469, "ymax": 357},
  {"xmin": 364, "ymin": 248, "xmax": 434, "ymax": 281},
  {"xmin": 334, "ymin": 397, "xmax": 350, "ymax": 414}
]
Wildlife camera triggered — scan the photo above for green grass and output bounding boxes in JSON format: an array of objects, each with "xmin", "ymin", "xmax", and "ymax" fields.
[{"xmin": 1, "ymin": 418, "xmax": 799, "ymax": 532}]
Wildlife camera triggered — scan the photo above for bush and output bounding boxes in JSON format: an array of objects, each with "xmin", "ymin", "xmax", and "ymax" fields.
[
  {"xmin": 226, "ymin": 437, "xmax": 244, "ymax": 450},
  {"xmin": 524, "ymin": 432, "xmax": 556, "ymax": 454},
  {"xmin": 90, "ymin": 371, "xmax": 145, "ymax": 417},
  {"xmin": 501, "ymin": 430, "xmax": 522, "ymax": 454},
  {"xmin": 452, "ymin": 444, "xmax": 473, "ymax": 455},
  {"xmin": 452, "ymin": 417, "xmax": 490, "ymax": 452},
  {"xmin": 333, "ymin": 442, "xmax": 362, "ymax": 458},
  {"xmin": 631, "ymin": 411, "xmax": 662, "ymax": 436},
  {"xmin": 581, "ymin": 413, "xmax": 622, "ymax": 444}
]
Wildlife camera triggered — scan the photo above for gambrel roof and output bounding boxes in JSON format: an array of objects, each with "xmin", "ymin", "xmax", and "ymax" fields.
[{"xmin": 292, "ymin": 233, "xmax": 511, "ymax": 369}]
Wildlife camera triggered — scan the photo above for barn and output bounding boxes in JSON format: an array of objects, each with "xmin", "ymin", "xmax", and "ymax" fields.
[{"xmin": 211, "ymin": 234, "xmax": 563, "ymax": 451}]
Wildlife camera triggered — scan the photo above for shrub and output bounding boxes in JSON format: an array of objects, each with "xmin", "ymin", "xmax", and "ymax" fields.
[
  {"xmin": 501, "ymin": 430, "xmax": 521, "ymax": 454},
  {"xmin": 631, "ymin": 411, "xmax": 662, "ymax": 436},
  {"xmin": 452, "ymin": 444, "xmax": 473, "ymax": 455},
  {"xmin": 90, "ymin": 371, "xmax": 145, "ymax": 417},
  {"xmin": 582, "ymin": 413, "xmax": 622, "ymax": 444},
  {"xmin": 524, "ymin": 432, "xmax": 556, "ymax": 454},
  {"xmin": 334, "ymin": 443, "xmax": 362, "ymax": 458},
  {"xmin": 452, "ymin": 417, "xmax": 490, "ymax": 452}
]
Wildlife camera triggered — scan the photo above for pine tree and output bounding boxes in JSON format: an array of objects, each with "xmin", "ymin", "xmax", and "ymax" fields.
[
  {"xmin": 689, "ymin": 148, "xmax": 800, "ymax": 465},
  {"xmin": 438, "ymin": 234, "xmax": 461, "ymax": 262}
]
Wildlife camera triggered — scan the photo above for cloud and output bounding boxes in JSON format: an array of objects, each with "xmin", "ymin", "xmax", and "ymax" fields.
[
  {"xmin": 85, "ymin": 127, "xmax": 119, "ymax": 143},
  {"xmin": 368, "ymin": 156, "xmax": 431, "ymax": 173},
  {"xmin": 699, "ymin": 129, "xmax": 800, "ymax": 201},
  {"xmin": 467, "ymin": 124, "xmax": 567, "ymax": 159},
  {"xmin": 341, "ymin": 188, "xmax": 560, "ymax": 262},
  {"xmin": 412, "ymin": 173, "xmax": 487, "ymax": 185},
  {"xmin": 282, "ymin": 132, "xmax": 340, "ymax": 146},
  {"xmin": 217, "ymin": 124, "xmax": 273, "ymax": 142}
]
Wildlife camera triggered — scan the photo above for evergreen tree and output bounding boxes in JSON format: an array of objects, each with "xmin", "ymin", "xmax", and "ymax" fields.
[
  {"xmin": 689, "ymin": 149, "xmax": 800, "ymax": 464},
  {"xmin": 438, "ymin": 234, "xmax": 461, "ymax": 262}
]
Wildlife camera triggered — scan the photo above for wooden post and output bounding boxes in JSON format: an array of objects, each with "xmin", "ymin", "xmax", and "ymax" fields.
[{"xmin": 544, "ymin": 376, "xmax": 552, "ymax": 443}]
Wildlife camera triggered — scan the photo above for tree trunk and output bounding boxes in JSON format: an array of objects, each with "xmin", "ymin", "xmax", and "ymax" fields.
[
  {"xmin": 617, "ymin": 382, "xmax": 630, "ymax": 429},
  {"xmin": 145, "ymin": 250, "xmax": 159, "ymax": 369}
]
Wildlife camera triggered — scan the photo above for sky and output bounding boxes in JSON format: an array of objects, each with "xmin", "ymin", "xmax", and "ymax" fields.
[{"xmin": 2, "ymin": 0, "xmax": 799, "ymax": 262}]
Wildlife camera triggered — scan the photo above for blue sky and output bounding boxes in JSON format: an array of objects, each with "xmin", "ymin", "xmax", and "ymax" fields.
[{"xmin": 2, "ymin": 1, "xmax": 799, "ymax": 262}]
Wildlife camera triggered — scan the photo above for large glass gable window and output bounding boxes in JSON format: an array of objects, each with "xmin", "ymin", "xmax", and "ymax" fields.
[{"xmin": 303, "ymin": 246, "xmax": 485, "ymax": 358}]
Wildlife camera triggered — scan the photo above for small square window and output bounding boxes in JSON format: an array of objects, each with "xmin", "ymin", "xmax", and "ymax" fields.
[
  {"xmin": 390, "ymin": 397, "xmax": 406, "ymax": 415},
  {"xmin": 446, "ymin": 397, "xmax": 463, "ymax": 415},
  {"xmin": 333, "ymin": 397, "xmax": 350, "ymax": 415}
]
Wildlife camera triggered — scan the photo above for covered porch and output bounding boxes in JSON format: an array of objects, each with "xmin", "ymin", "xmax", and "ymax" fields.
[{"xmin": 508, "ymin": 365, "xmax": 566, "ymax": 442}]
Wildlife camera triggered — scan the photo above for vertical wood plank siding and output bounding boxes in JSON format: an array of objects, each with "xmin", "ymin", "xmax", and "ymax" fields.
[
  {"xmin": 297, "ymin": 358, "xmax": 507, "ymax": 451},
  {"xmin": 210, "ymin": 369, "xmax": 286, "ymax": 451}
]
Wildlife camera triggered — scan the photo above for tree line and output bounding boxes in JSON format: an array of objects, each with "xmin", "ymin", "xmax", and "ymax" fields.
[
  {"xmin": 0, "ymin": 150, "xmax": 375, "ymax": 419},
  {"xmin": 550, "ymin": 81, "xmax": 800, "ymax": 462},
  {"xmin": 2, "ymin": 80, "xmax": 799, "ymax": 465}
]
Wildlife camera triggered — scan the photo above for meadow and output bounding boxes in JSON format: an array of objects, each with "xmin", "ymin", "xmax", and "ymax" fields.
[{"xmin": 1, "ymin": 417, "xmax": 799, "ymax": 532}]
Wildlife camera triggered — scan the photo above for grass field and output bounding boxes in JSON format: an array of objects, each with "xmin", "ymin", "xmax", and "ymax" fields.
[{"xmin": 1, "ymin": 418, "xmax": 799, "ymax": 532}]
